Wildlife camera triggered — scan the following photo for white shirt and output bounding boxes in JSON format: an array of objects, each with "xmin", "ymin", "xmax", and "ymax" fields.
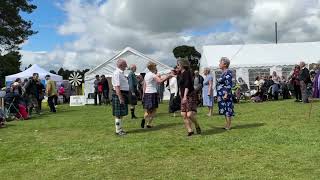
[
  {"xmin": 144, "ymin": 71, "xmax": 158, "ymax": 93},
  {"xmin": 169, "ymin": 76, "xmax": 178, "ymax": 96},
  {"xmin": 112, "ymin": 68, "xmax": 129, "ymax": 91}
]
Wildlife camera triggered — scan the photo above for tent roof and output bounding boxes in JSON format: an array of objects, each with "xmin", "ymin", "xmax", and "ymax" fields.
[
  {"xmin": 85, "ymin": 47, "xmax": 172, "ymax": 79},
  {"xmin": 5, "ymin": 64, "xmax": 63, "ymax": 82},
  {"xmin": 201, "ymin": 41, "xmax": 320, "ymax": 68}
]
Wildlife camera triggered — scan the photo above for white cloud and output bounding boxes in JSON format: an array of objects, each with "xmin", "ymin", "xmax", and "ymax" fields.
[{"xmin": 21, "ymin": 0, "xmax": 320, "ymax": 71}]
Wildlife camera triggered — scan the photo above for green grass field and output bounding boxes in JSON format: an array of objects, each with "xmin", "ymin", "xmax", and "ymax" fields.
[{"xmin": 1, "ymin": 100, "xmax": 320, "ymax": 179}]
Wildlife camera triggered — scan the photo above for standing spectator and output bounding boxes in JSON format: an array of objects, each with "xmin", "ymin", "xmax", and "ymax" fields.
[
  {"xmin": 217, "ymin": 57, "xmax": 234, "ymax": 130},
  {"xmin": 290, "ymin": 65, "xmax": 302, "ymax": 102},
  {"xmin": 128, "ymin": 64, "xmax": 138, "ymax": 119},
  {"xmin": 45, "ymin": 75, "xmax": 57, "ymax": 113},
  {"xmin": 101, "ymin": 75, "xmax": 110, "ymax": 104},
  {"xmin": 299, "ymin": 61, "xmax": 311, "ymax": 103},
  {"xmin": 94, "ymin": 75, "xmax": 102, "ymax": 105},
  {"xmin": 59, "ymin": 84, "xmax": 66, "ymax": 103},
  {"xmin": 157, "ymin": 78, "xmax": 165, "ymax": 104},
  {"xmin": 137, "ymin": 75, "xmax": 144, "ymax": 100},
  {"xmin": 36, "ymin": 80, "xmax": 45, "ymax": 110},
  {"xmin": 177, "ymin": 58, "xmax": 201, "ymax": 136},
  {"xmin": 168, "ymin": 68, "xmax": 180, "ymax": 117},
  {"xmin": 141, "ymin": 62, "xmax": 171, "ymax": 128},
  {"xmin": 202, "ymin": 68, "xmax": 214, "ymax": 116},
  {"xmin": 271, "ymin": 71, "xmax": 280, "ymax": 100},
  {"xmin": 193, "ymin": 70, "xmax": 204, "ymax": 106},
  {"xmin": 24, "ymin": 73, "xmax": 41, "ymax": 116},
  {"xmin": 112, "ymin": 59, "xmax": 130, "ymax": 136},
  {"xmin": 312, "ymin": 65, "xmax": 320, "ymax": 98}
]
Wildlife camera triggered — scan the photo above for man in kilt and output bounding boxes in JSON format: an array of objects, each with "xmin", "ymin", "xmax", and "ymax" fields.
[
  {"xmin": 128, "ymin": 64, "xmax": 138, "ymax": 119},
  {"xmin": 112, "ymin": 59, "xmax": 130, "ymax": 136}
]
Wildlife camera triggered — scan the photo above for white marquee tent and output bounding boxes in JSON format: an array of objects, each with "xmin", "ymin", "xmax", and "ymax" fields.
[
  {"xmin": 5, "ymin": 64, "xmax": 63, "ymax": 85},
  {"xmin": 84, "ymin": 47, "xmax": 173, "ymax": 99},
  {"xmin": 201, "ymin": 41, "xmax": 320, "ymax": 88}
]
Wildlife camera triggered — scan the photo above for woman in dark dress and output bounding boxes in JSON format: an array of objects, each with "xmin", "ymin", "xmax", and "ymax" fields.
[
  {"xmin": 177, "ymin": 58, "xmax": 201, "ymax": 136},
  {"xmin": 217, "ymin": 57, "xmax": 234, "ymax": 130}
]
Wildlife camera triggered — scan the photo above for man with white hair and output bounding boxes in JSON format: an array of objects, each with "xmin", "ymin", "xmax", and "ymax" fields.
[
  {"xmin": 128, "ymin": 64, "xmax": 138, "ymax": 119},
  {"xmin": 112, "ymin": 59, "xmax": 129, "ymax": 136},
  {"xmin": 299, "ymin": 61, "xmax": 311, "ymax": 103}
]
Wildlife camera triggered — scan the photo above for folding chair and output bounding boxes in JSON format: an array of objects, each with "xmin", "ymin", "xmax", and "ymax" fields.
[{"xmin": 4, "ymin": 95, "xmax": 23, "ymax": 120}]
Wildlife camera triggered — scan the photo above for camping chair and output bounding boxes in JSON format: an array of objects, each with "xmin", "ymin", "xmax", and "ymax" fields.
[
  {"xmin": 4, "ymin": 93, "xmax": 23, "ymax": 120},
  {"xmin": 239, "ymin": 84, "xmax": 251, "ymax": 100}
]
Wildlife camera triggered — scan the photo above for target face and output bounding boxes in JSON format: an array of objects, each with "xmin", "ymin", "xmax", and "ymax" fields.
[{"xmin": 69, "ymin": 72, "xmax": 82, "ymax": 86}]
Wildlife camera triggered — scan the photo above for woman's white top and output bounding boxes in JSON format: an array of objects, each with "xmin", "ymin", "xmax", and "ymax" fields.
[{"xmin": 144, "ymin": 71, "xmax": 158, "ymax": 93}]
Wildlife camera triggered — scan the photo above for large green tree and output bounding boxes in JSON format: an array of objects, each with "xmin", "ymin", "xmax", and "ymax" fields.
[
  {"xmin": 173, "ymin": 45, "xmax": 201, "ymax": 72},
  {"xmin": 0, "ymin": 51, "xmax": 22, "ymax": 87},
  {"xmin": 0, "ymin": 0, "xmax": 37, "ymax": 52},
  {"xmin": 0, "ymin": 0, "xmax": 37, "ymax": 87}
]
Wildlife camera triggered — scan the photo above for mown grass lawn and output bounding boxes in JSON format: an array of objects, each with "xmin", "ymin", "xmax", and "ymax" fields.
[{"xmin": 1, "ymin": 100, "xmax": 320, "ymax": 179}]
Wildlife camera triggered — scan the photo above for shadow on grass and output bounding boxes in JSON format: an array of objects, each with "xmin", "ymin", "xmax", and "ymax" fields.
[
  {"xmin": 232, "ymin": 123, "xmax": 265, "ymax": 129},
  {"xmin": 203, "ymin": 123, "xmax": 265, "ymax": 136},
  {"xmin": 127, "ymin": 122, "xmax": 181, "ymax": 134}
]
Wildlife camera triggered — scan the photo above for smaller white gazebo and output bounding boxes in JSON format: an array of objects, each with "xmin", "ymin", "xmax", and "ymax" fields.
[{"xmin": 5, "ymin": 64, "xmax": 63, "ymax": 85}]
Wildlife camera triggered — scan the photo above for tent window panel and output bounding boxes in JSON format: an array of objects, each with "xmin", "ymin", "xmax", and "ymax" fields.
[
  {"xmin": 282, "ymin": 66, "xmax": 294, "ymax": 79},
  {"xmin": 214, "ymin": 69, "xmax": 236, "ymax": 81},
  {"xmin": 248, "ymin": 68, "xmax": 270, "ymax": 89}
]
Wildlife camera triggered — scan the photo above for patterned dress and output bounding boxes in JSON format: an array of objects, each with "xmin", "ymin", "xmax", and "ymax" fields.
[{"xmin": 217, "ymin": 69, "xmax": 234, "ymax": 117}]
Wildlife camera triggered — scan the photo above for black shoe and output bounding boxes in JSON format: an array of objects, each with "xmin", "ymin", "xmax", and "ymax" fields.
[
  {"xmin": 196, "ymin": 127, "xmax": 201, "ymax": 134},
  {"xmin": 131, "ymin": 115, "xmax": 138, "ymax": 119},
  {"xmin": 115, "ymin": 131, "xmax": 126, "ymax": 136},
  {"xmin": 187, "ymin": 132, "xmax": 194, "ymax": 136},
  {"xmin": 141, "ymin": 119, "xmax": 145, "ymax": 128},
  {"xmin": 146, "ymin": 125, "xmax": 152, "ymax": 128}
]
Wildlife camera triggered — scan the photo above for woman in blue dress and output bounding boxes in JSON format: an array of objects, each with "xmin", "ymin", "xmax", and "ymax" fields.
[
  {"xmin": 217, "ymin": 57, "xmax": 234, "ymax": 130},
  {"xmin": 202, "ymin": 68, "xmax": 214, "ymax": 116}
]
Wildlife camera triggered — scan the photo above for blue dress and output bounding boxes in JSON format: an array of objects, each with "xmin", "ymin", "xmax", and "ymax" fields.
[
  {"xmin": 217, "ymin": 69, "xmax": 234, "ymax": 117},
  {"xmin": 202, "ymin": 74, "xmax": 213, "ymax": 107}
]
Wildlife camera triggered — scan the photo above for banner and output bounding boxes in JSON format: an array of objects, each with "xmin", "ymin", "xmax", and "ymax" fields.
[{"xmin": 69, "ymin": 96, "xmax": 86, "ymax": 106}]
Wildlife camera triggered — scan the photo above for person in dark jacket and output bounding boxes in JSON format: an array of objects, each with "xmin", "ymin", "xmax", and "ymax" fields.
[
  {"xmin": 24, "ymin": 73, "xmax": 41, "ymax": 115},
  {"xmin": 101, "ymin": 75, "xmax": 110, "ymax": 105},
  {"xmin": 299, "ymin": 61, "xmax": 311, "ymax": 103}
]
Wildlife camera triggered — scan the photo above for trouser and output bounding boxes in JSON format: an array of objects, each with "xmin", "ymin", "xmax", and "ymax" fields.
[
  {"xmin": 300, "ymin": 81, "xmax": 308, "ymax": 103},
  {"xmin": 103, "ymin": 90, "xmax": 109, "ymax": 104},
  {"xmin": 294, "ymin": 85, "xmax": 302, "ymax": 100},
  {"xmin": 38, "ymin": 99, "xmax": 42, "ymax": 110},
  {"xmin": 28, "ymin": 95, "xmax": 40, "ymax": 115},
  {"xmin": 94, "ymin": 92, "xmax": 102, "ymax": 105},
  {"xmin": 48, "ymin": 95, "xmax": 57, "ymax": 112}
]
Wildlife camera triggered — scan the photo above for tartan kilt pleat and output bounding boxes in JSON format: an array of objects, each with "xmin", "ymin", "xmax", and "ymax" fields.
[
  {"xmin": 143, "ymin": 93, "xmax": 158, "ymax": 110},
  {"xmin": 112, "ymin": 92, "xmax": 128, "ymax": 117}
]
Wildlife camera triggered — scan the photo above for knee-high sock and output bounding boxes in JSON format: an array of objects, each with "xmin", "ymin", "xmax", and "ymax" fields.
[{"xmin": 115, "ymin": 118, "xmax": 122, "ymax": 133}]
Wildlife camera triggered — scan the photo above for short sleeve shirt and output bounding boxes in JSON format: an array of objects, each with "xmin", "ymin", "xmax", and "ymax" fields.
[
  {"xmin": 112, "ymin": 68, "xmax": 129, "ymax": 91},
  {"xmin": 179, "ymin": 70, "xmax": 194, "ymax": 97},
  {"xmin": 144, "ymin": 71, "xmax": 158, "ymax": 93}
]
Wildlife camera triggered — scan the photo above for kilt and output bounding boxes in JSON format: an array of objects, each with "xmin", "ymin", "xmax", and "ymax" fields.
[
  {"xmin": 181, "ymin": 91, "xmax": 197, "ymax": 112},
  {"xmin": 129, "ymin": 91, "xmax": 138, "ymax": 105},
  {"xmin": 143, "ymin": 93, "xmax": 158, "ymax": 110},
  {"xmin": 112, "ymin": 91, "xmax": 129, "ymax": 117}
]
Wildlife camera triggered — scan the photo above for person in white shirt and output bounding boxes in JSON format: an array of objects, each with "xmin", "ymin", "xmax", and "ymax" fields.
[
  {"xmin": 168, "ymin": 68, "xmax": 180, "ymax": 116},
  {"xmin": 141, "ymin": 62, "xmax": 172, "ymax": 128},
  {"xmin": 112, "ymin": 59, "xmax": 129, "ymax": 136}
]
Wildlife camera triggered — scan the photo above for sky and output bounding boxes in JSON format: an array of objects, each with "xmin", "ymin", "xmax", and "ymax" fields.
[{"xmin": 21, "ymin": 0, "xmax": 320, "ymax": 71}]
